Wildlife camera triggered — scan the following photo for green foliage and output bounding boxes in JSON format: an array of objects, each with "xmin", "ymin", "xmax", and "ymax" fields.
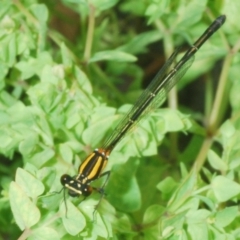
[{"xmin": 1, "ymin": 0, "xmax": 240, "ymax": 239}]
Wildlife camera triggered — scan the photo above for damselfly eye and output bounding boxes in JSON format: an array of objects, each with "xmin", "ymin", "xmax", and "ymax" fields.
[
  {"xmin": 60, "ymin": 174, "xmax": 72, "ymax": 185},
  {"xmin": 83, "ymin": 185, "xmax": 92, "ymax": 197}
]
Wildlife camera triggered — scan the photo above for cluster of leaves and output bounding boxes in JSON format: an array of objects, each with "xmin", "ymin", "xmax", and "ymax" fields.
[{"xmin": 1, "ymin": 0, "xmax": 240, "ymax": 239}]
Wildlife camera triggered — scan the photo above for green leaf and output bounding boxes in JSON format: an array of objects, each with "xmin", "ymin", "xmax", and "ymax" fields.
[
  {"xmin": 41, "ymin": 65, "xmax": 65, "ymax": 85},
  {"xmin": 91, "ymin": 0, "xmax": 119, "ymax": 11},
  {"xmin": 29, "ymin": 148, "xmax": 55, "ymax": 168},
  {"xmin": 220, "ymin": 120, "xmax": 236, "ymax": 139},
  {"xmin": 176, "ymin": 197, "xmax": 200, "ymax": 213},
  {"xmin": 230, "ymin": 77, "xmax": 240, "ymax": 111},
  {"xmin": 157, "ymin": 176, "xmax": 177, "ymax": 194},
  {"xmin": 208, "ymin": 149, "xmax": 228, "ymax": 172},
  {"xmin": 91, "ymin": 211, "xmax": 112, "ymax": 239},
  {"xmin": 67, "ymin": 0, "xmax": 118, "ymax": 11},
  {"xmin": 40, "ymin": 191, "xmax": 62, "ymax": 212},
  {"xmin": 211, "ymin": 176, "xmax": 240, "ymax": 202},
  {"xmin": 157, "ymin": 109, "xmax": 185, "ymax": 132},
  {"xmin": 15, "ymin": 168, "xmax": 44, "ymax": 198},
  {"xmin": 0, "ymin": 61, "xmax": 9, "ymax": 83},
  {"xmin": 19, "ymin": 132, "xmax": 39, "ymax": 156},
  {"xmin": 74, "ymin": 66, "xmax": 93, "ymax": 94},
  {"xmin": 82, "ymin": 106, "xmax": 116, "ymax": 146},
  {"xmin": 6, "ymin": 32, "xmax": 17, "ymax": 66},
  {"xmin": 15, "ymin": 60, "xmax": 36, "ymax": 79},
  {"xmin": 9, "ymin": 182, "xmax": 40, "ymax": 230},
  {"xmin": 186, "ymin": 209, "xmax": 211, "ymax": 224},
  {"xmin": 0, "ymin": 33, "xmax": 17, "ymax": 66},
  {"xmin": 175, "ymin": 0, "xmax": 207, "ymax": 28},
  {"xmin": 162, "ymin": 226, "xmax": 175, "ymax": 239},
  {"xmin": 89, "ymin": 50, "xmax": 137, "ymax": 63},
  {"xmin": 187, "ymin": 222, "xmax": 208, "ymax": 240},
  {"xmin": 120, "ymin": 1, "xmax": 147, "ymax": 16},
  {"xmin": 15, "ymin": 52, "xmax": 53, "ymax": 79},
  {"xmin": 196, "ymin": 195, "xmax": 215, "ymax": 212},
  {"xmin": 59, "ymin": 143, "xmax": 73, "ymax": 164},
  {"xmin": 28, "ymin": 227, "xmax": 60, "ymax": 240},
  {"xmin": 143, "ymin": 205, "xmax": 165, "ymax": 224},
  {"xmin": 0, "ymin": 15, "xmax": 15, "ymax": 31},
  {"xmin": 30, "ymin": 4, "xmax": 49, "ymax": 23},
  {"xmin": 162, "ymin": 211, "xmax": 186, "ymax": 235},
  {"xmin": 168, "ymin": 171, "xmax": 197, "ymax": 212},
  {"xmin": 65, "ymin": 108, "xmax": 81, "ymax": 129},
  {"xmin": 117, "ymin": 118, "xmax": 158, "ymax": 157},
  {"xmin": 61, "ymin": 42, "xmax": 73, "ymax": 68},
  {"xmin": 60, "ymin": 201, "xmax": 86, "ymax": 236},
  {"xmin": 145, "ymin": 0, "xmax": 169, "ymax": 24},
  {"xmin": 118, "ymin": 30, "xmax": 162, "ymax": 54},
  {"xmin": 215, "ymin": 206, "xmax": 238, "ymax": 227},
  {"xmin": 106, "ymin": 158, "xmax": 141, "ymax": 212}
]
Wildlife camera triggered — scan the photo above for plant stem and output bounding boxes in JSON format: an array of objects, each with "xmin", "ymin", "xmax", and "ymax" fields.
[
  {"xmin": 192, "ymin": 32, "xmax": 240, "ymax": 173},
  {"xmin": 83, "ymin": 4, "xmax": 95, "ymax": 63},
  {"xmin": 18, "ymin": 228, "xmax": 32, "ymax": 240},
  {"xmin": 191, "ymin": 136, "xmax": 213, "ymax": 173}
]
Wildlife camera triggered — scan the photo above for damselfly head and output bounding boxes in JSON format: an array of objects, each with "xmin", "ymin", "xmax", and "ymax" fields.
[{"xmin": 60, "ymin": 174, "xmax": 93, "ymax": 197}]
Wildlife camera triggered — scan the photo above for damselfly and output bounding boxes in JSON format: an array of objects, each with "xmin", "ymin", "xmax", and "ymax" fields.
[{"xmin": 60, "ymin": 15, "xmax": 226, "ymax": 205}]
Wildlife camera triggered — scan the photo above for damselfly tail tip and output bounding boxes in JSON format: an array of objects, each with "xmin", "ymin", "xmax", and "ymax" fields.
[{"xmin": 217, "ymin": 15, "xmax": 226, "ymax": 25}]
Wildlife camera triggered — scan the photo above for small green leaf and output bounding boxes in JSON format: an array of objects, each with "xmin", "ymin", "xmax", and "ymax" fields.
[
  {"xmin": 59, "ymin": 143, "xmax": 73, "ymax": 163},
  {"xmin": 211, "ymin": 176, "xmax": 240, "ymax": 202},
  {"xmin": 106, "ymin": 158, "xmax": 141, "ymax": 212},
  {"xmin": 9, "ymin": 182, "xmax": 40, "ymax": 230},
  {"xmin": 145, "ymin": 0, "xmax": 168, "ymax": 24},
  {"xmin": 89, "ymin": 50, "xmax": 137, "ymax": 63},
  {"xmin": 74, "ymin": 66, "xmax": 92, "ymax": 94},
  {"xmin": 208, "ymin": 149, "xmax": 228, "ymax": 172},
  {"xmin": 91, "ymin": 211, "xmax": 111, "ymax": 239},
  {"xmin": 0, "ymin": 61, "xmax": 8, "ymax": 83},
  {"xmin": 15, "ymin": 60, "xmax": 36, "ymax": 79},
  {"xmin": 215, "ymin": 206, "xmax": 239, "ymax": 227},
  {"xmin": 65, "ymin": 111, "xmax": 81, "ymax": 129},
  {"xmin": 220, "ymin": 120, "xmax": 236, "ymax": 138},
  {"xmin": 196, "ymin": 195, "xmax": 215, "ymax": 212},
  {"xmin": 91, "ymin": 0, "xmax": 119, "ymax": 11},
  {"xmin": 19, "ymin": 132, "xmax": 39, "ymax": 156},
  {"xmin": 61, "ymin": 42, "xmax": 72, "ymax": 68},
  {"xmin": 82, "ymin": 106, "xmax": 116, "ymax": 146},
  {"xmin": 186, "ymin": 209, "xmax": 211, "ymax": 224},
  {"xmin": 0, "ymin": 33, "xmax": 17, "ymax": 66},
  {"xmin": 29, "ymin": 148, "xmax": 55, "ymax": 168},
  {"xmin": 60, "ymin": 201, "xmax": 86, "ymax": 235},
  {"xmin": 230, "ymin": 76, "xmax": 240, "ymax": 111},
  {"xmin": 159, "ymin": 109, "xmax": 185, "ymax": 132},
  {"xmin": 187, "ymin": 222, "xmax": 208, "ymax": 240},
  {"xmin": 6, "ymin": 33, "xmax": 17, "ymax": 66},
  {"xmin": 176, "ymin": 197, "xmax": 200, "ymax": 213},
  {"xmin": 30, "ymin": 4, "xmax": 49, "ymax": 23},
  {"xmin": 0, "ymin": 15, "xmax": 15, "ymax": 31},
  {"xmin": 120, "ymin": 1, "xmax": 147, "ymax": 17},
  {"xmin": 15, "ymin": 52, "xmax": 53, "ymax": 79},
  {"xmin": 162, "ymin": 226, "xmax": 175, "ymax": 238},
  {"xmin": 143, "ymin": 205, "xmax": 165, "ymax": 224},
  {"xmin": 168, "ymin": 171, "xmax": 197, "ymax": 212},
  {"xmin": 118, "ymin": 30, "xmax": 162, "ymax": 54},
  {"xmin": 157, "ymin": 176, "xmax": 177, "ymax": 194},
  {"xmin": 15, "ymin": 168, "xmax": 44, "ymax": 198},
  {"xmin": 175, "ymin": 0, "xmax": 207, "ymax": 29},
  {"xmin": 29, "ymin": 227, "xmax": 60, "ymax": 240}
]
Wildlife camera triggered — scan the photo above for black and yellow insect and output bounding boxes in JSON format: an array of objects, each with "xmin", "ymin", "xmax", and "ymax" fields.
[{"xmin": 60, "ymin": 15, "xmax": 226, "ymax": 202}]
